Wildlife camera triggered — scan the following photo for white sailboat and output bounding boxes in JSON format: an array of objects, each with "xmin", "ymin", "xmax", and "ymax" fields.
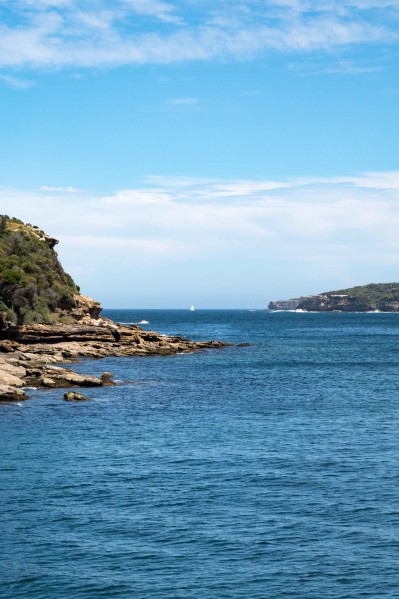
[{"xmin": 190, "ymin": 305, "xmax": 195, "ymax": 311}]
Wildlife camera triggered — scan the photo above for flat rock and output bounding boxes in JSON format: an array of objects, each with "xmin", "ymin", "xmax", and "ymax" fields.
[
  {"xmin": 0, "ymin": 361, "xmax": 26, "ymax": 378},
  {"xmin": 64, "ymin": 373, "xmax": 102, "ymax": 386},
  {"xmin": 0, "ymin": 371, "xmax": 25, "ymax": 387},
  {"xmin": 0, "ymin": 321, "xmax": 231, "ymax": 400},
  {"xmin": 0, "ymin": 384, "xmax": 28, "ymax": 402},
  {"xmin": 45, "ymin": 367, "xmax": 103, "ymax": 387},
  {"xmin": 11, "ymin": 324, "xmax": 118, "ymax": 344}
]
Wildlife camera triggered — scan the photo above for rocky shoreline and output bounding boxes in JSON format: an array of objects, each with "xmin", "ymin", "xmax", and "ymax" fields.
[
  {"xmin": 0, "ymin": 217, "xmax": 230, "ymax": 402},
  {"xmin": 0, "ymin": 321, "xmax": 229, "ymax": 402}
]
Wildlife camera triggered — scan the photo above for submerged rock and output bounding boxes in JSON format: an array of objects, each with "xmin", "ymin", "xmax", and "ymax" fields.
[
  {"xmin": 101, "ymin": 372, "xmax": 116, "ymax": 386},
  {"xmin": 64, "ymin": 391, "xmax": 91, "ymax": 402}
]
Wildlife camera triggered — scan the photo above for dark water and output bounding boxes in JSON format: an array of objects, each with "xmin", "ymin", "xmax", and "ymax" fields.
[{"xmin": 2, "ymin": 310, "xmax": 399, "ymax": 598}]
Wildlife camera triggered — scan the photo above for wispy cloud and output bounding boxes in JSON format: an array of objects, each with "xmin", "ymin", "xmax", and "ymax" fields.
[
  {"xmin": 0, "ymin": 74, "xmax": 34, "ymax": 88},
  {"xmin": 0, "ymin": 1, "xmax": 397, "ymax": 69},
  {"xmin": 145, "ymin": 171, "xmax": 399, "ymax": 197},
  {"xmin": 166, "ymin": 97, "xmax": 198, "ymax": 105},
  {"xmin": 287, "ymin": 57, "xmax": 387, "ymax": 76},
  {"xmin": 123, "ymin": 0, "xmax": 183, "ymax": 24},
  {"xmin": 2, "ymin": 170, "xmax": 399, "ymax": 307},
  {"xmin": 40, "ymin": 185, "xmax": 80, "ymax": 192}
]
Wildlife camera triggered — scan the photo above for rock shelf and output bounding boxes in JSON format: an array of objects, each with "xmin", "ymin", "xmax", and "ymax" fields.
[{"xmin": 0, "ymin": 322, "xmax": 229, "ymax": 402}]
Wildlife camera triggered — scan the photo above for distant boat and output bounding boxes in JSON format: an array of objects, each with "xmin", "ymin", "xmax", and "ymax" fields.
[
  {"xmin": 189, "ymin": 305, "xmax": 195, "ymax": 312},
  {"xmin": 138, "ymin": 320, "xmax": 149, "ymax": 324}
]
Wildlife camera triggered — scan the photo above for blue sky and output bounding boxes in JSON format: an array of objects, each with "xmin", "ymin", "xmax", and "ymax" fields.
[{"xmin": 1, "ymin": 0, "xmax": 399, "ymax": 307}]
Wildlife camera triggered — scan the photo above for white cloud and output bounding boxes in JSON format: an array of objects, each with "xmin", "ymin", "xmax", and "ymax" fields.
[
  {"xmin": 166, "ymin": 97, "xmax": 198, "ymax": 104},
  {"xmin": 40, "ymin": 185, "xmax": 80, "ymax": 192},
  {"xmin": 2, "ymin": 170, "xmax": 399, "ymax": 305},
  {"xmin": 350, "ymin": 171, "xmax": 399, "ymax": 189},
  {"xmin": 102, "ymin": 189, "xmax": 171, "ymax": 204},
  {"xmin": 22, "ymin": 1, "xmax": 73, "ymax": 6},
  {"xmin": 287, "ymin": 56, "xmax": 387, "ymax": 76},
  {"xmin": 122, "ymin": 0, "xmax": 183, "ymax": 24},
  {"xmin": 62, "ymin": 234, "xmax": 174, "ymax": 253},
  {"xmin": 0, "ymin": 74, "xmax": 34, "ymax": 88},
  {"xmin": 0, "ymin": 1, "xmax": 397, "ymax": 69}
]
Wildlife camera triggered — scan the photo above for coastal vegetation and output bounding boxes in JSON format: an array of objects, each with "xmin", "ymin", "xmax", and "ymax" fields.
[
  {"xmin": 269, "ymin": 283, "xmax": 399, "ymax": 312},
  {"xmin": 326, "ymin": 283, "xmax": 399, "ymax": 307},
  {"xmin": 0, "ymin": 215, "xmax": 79, "ymax": 326}
]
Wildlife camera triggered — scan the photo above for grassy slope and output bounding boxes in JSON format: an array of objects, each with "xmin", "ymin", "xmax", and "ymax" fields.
[{"xmin": 0, "ymin": 215, "xmax": 79, "ymax": 325}]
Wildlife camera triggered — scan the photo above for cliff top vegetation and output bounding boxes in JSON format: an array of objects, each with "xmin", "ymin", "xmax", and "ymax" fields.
[
  {"xmin": 0, "ymin": 215, "xmax": 79, "ymax": 326},
  {"xmin": 324, "ymin": 283, "xmax": 399, "ymax": 305}
]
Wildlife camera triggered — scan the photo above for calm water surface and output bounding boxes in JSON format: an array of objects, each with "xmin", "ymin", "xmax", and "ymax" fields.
[{"xmin": 1, "ymin": 310, "xmax": 399, "ymax": 598}]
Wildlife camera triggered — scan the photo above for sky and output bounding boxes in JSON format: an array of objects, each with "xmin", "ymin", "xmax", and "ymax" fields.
[{"xmin": 0, "ymin": 0, "xmax": 399, "ymax": 308}]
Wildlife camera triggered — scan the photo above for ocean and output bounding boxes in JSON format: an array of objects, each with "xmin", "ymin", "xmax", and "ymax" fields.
[{"xmin": 1, "ymin": 310, "xmax": 399, "ymax": 598}]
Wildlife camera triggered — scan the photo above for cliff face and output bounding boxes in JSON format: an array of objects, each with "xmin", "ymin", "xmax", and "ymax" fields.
[
  {"xmin": 0, "ymin": 215, "xmax": 103, "ymax": 328},
  {"xmin": 268, "ymin": 283, "xmax": 399, "ymax": 312},
  {"xmin": 268, "ymin": 298, "xmax": 303, "ymax": 311}
]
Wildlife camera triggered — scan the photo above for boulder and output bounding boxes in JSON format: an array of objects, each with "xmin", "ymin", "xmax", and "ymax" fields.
[
  {"xmin": 0, "ymin": 340, "xmax": 18, "ymax": 353},
  {"xmin": 64, "ymin": 391, "xmax": 91, "ymax": 402},
  {"xmin": 101, "ymin": 372, "xmax": 116, "ymax": 386},
  {"xmin": 40, "ymin": 377, "xmax": 57, "ymax": 387},
  {"xmin": 70, "ymin": 294, "xmax": 102, "ymax": 322}
]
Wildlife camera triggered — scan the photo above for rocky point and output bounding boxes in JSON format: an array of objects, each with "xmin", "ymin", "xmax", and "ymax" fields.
[{"xmin": 0, "ymin": 216, "xmax": 229, "ymax": 402}]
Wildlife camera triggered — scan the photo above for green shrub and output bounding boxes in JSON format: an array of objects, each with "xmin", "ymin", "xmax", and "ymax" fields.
[
  {"xmin": 2, "ymin": 269, "xmax": 23, "ymax": 285},
  {"xmin": 0, "ymin": 215, "xmax": 80, "ymax": 324}
]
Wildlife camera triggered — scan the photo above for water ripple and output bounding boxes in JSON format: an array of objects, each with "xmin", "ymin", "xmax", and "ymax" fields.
[{"xmin": 1, "ymin": 311, "xmax": 399, "ymax": 598}]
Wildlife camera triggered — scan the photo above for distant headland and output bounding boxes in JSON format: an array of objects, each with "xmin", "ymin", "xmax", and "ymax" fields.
[
  {"xmin": 0, "ymin": 216, "xmax": 228, "ymax": 402},
  {"xmin": 269, "ymin": 283, "xmax": 399, "ymax": 312}
]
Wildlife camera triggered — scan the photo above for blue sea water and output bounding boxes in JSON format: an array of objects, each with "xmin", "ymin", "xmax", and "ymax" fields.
[{"xmin": 1, "ymin": 310, "xmax": 399, "ymax": 598}]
